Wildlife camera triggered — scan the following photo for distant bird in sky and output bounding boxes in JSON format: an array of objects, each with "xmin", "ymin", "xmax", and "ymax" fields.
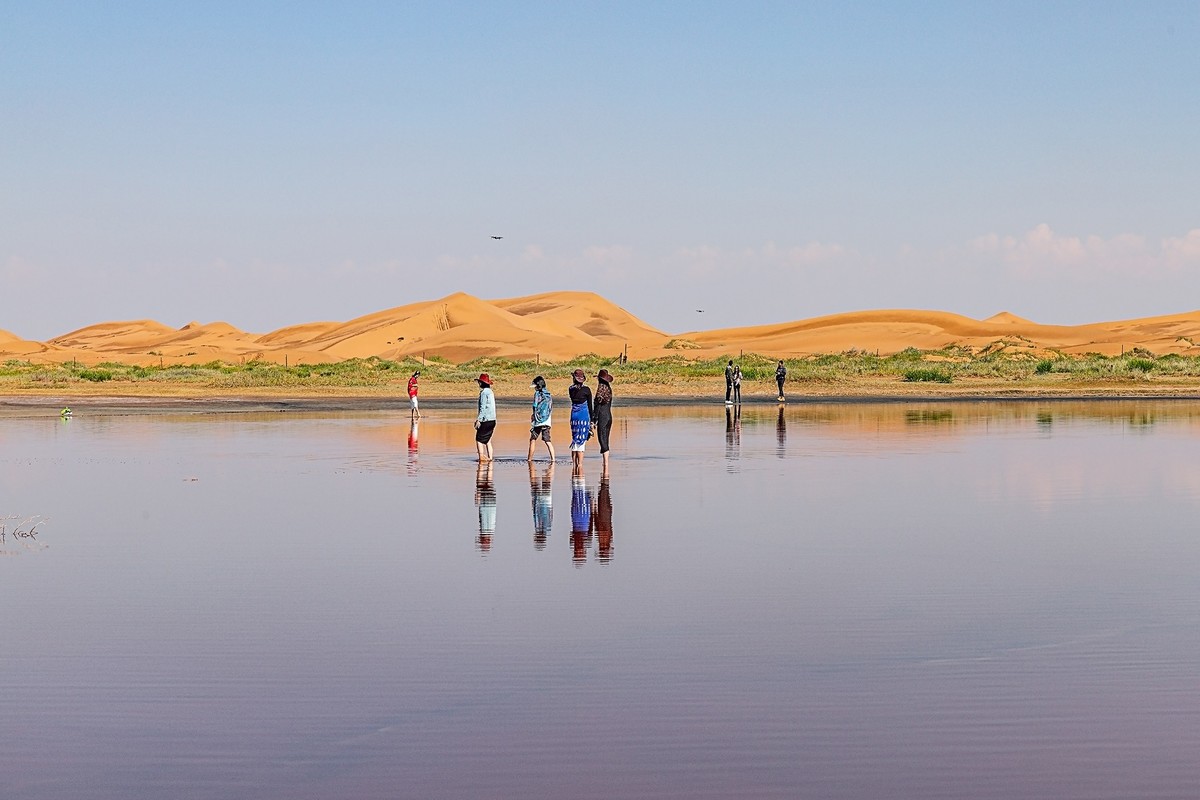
[
  {"xmin": 696, "ymin": 309, "xmax": 705, "ymax": 312},
  {"xmin": 490, "ymin": 235, "xmax": 503, "ymax": 240}
]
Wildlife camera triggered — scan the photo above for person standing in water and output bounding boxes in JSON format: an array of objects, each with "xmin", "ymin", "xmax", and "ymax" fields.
[
  {"xmin": 474, "ymin": 373, "xmax": 496, "ymax": 463},
  {"xmin": 775, "ymin": 359, "xmax": 787, "ymax": 402},
  {"xmin": 527, "ymin": 375, "xmax": 555, "ymax": 462},
  {"xmin": 407, "ymin": 370, "xmax": 421, "ymax": 419},
  {"xmin": 568, "ymin": 368, "xmax": 593, "ymax": 473},
  {"xmin": 594, "ymin": 368, "xmax": 614, "ymax": 472},
  {"xmin": 724, "ymin": 359, "xmax": 735, "ymax": 405}
]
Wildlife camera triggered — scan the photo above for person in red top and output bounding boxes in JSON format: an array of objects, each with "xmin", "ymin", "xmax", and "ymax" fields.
[{"xmin": 407, "ymin": 370, "xmax": 421, "ymax": 419}]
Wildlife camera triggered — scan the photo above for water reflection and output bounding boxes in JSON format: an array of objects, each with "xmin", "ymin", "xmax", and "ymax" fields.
[
  {"xmin": 776, "ymin": 405, "xmax": 786, "ymax": 459},
  {"xmin": 529, "ymin": 462, "xmax": 554, "ymax": 551},
  {"xmin": 725, "ymin": 405, "xmax": 741, "ymax": 470},
  {"xmin": 474, "ymin": 462, "xmax": 496, "ymax": 554},
  {"xmin": 570, "ymin": 474, "xmax": 591, "ymax": 566},
  {"xmin": 593, "ymin": 477, "xmax": 614, "ymax": 564},
  {"xmin": 407, "ymin": 419, "xmax": 419, "ymax": 476}
]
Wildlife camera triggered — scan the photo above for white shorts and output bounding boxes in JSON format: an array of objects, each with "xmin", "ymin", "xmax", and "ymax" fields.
[{"xmin": 409, "ymin": 396, "xmax": 419, "ymax": 410}]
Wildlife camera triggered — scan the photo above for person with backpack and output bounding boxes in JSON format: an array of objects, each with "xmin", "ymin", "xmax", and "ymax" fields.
[{"xmin": 527, "ymin": 375, "xmax": 555, "ymax": 462}]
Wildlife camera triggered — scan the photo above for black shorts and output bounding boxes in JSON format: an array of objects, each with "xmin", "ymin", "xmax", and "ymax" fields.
[
  {"xmin": 530, "ymin": 425, "xmax": 552, "ymax": 442},
  {"xmin": 475, "ymin": 420, "xmax": 496, "ymax": 444}
]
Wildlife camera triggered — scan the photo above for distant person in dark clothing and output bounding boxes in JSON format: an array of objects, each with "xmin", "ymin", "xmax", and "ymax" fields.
[
  {"xmin": 776, "ymin": 360, "xmax": 788, "ymax": 401},
  {"xmin": 594, "ymin": 369, "xmax": 614, "ymax": 472},
  {"xmin": 724, "ymin": 360, "xmax": 735, "ymax": 405},
  {"xmin": 732, "ymin": 366, "xmax": 742, "ymax": 405}
]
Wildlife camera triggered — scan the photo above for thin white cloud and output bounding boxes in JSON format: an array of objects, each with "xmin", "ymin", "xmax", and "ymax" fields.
[{"xmin": 968, "ymin": 223, "xmax": 1200, "ymax": 276}]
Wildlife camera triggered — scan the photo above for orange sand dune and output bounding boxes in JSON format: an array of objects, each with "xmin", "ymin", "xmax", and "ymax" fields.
[
  {"xmin": 681, "ymin": 308, "xmax": 1200, "ymax": 358},
  {"xmin": 8, "ymin": 294, "xmax": 1200, "ymax": 365}
]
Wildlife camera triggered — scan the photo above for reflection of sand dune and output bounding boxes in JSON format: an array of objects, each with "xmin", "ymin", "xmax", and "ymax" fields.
[{"xmin": 10, "ymin": 293, "xmax": 1200, "ymax": 364}]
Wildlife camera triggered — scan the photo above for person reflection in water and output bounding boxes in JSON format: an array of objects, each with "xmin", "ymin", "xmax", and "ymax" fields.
[
  {"xmin": 475, "ymin": 462, "xmax": 496, "ymax": 554},
  {"xmin": 570, "ymin": 471, "xmax": 591, "ymax": 566},
  {"xmin": 529, "ymin": 461, "xmax": 554, "ymax": 551},
  {"xmin": 407, "ymin": 418, "xmax": 420, "ymax": 476},
  {"xmin": 776, "ymin": 405, "xmax": 786, "ymax": 459},
  {"xmin": 592, "ymin": 474, "xmax": 614, "ymax": 564},
  {"xmin": 725, "ymin": 405, "xmax": 741, "ymax": 455}
]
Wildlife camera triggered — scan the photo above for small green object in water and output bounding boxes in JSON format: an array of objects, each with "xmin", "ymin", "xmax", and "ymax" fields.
[{"xmin": 61, "ymin": 407, "xmax": 72, "ymax": 417}]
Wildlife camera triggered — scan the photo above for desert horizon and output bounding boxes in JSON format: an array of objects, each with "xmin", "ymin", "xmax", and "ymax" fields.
[{"xmin": 5, "ymin": 290, "xmax": 1200, "ymax": 367}]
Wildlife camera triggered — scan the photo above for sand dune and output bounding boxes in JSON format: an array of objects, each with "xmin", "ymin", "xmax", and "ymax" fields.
[{"xmin": 8, "ymin": 293, "xmax": 1200, "ymax": 365}]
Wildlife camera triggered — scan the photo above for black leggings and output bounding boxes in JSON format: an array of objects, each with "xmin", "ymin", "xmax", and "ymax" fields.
[{"xmin": 594, "ymin": 405, "xmax": 613, "ymax": 453}]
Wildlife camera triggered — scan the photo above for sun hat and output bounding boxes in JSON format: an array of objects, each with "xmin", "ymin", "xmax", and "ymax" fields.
[
  {"xmin": 572, "ymin": 368, "xmax": 586, "ymax": 382},
  {"xmin": 477, "ymin": 373, "xmax": 492, "ymax": 386},
  {"xmin": 597, "ymin": 369, "xmax": 613, "ymax": 383},
  {"xmin": 531, "ymin": 375, "xmax": 545, "ymax": 388}
]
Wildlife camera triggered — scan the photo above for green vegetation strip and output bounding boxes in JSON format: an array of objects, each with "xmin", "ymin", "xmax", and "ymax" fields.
[{"xmin": 0, "ymin": 346, "xmax": 1191, "ymax": 391}]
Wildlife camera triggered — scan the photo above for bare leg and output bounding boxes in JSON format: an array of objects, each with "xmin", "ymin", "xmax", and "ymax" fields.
[
  {"xmin": 546, "ymin": 441, "xmax": 556, "ymax": 461},
  {"xmin": 527, "ymin": 438, "xmax": 536, "ymax": 462},
  {"xmin": 485, "ymin": 442, "xmax": 493, "ymax": 462}
]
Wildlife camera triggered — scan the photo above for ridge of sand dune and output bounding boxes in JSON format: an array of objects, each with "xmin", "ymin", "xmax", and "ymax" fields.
[
  {"xmin": 311, "ymin": 292, "xmax": 607, "ymax": 360},
  {"xmin": 13, "ymin": 297, "xmax": 1200, "ymax": 366},
  {"xmin": 50, "ymin": 319, "xmax": 178, "ymax": 350},
  {"xmin": 256, "ymin": 321, "xmax": 341, "ymax": 346},
  {"xmin": 493, "ymin": 291, "xmax": 667, "ymax": 343},
  {"xmin": 985, "ymin": 311, "xmax": 1034, "ymax": 324}
]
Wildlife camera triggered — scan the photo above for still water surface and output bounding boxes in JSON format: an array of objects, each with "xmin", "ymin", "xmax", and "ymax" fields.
[{"xmin": 2, "ymin": 401, "xmax": 1199, "ymax": 799}]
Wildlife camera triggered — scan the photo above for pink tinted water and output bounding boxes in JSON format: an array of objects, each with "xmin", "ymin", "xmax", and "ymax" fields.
[{"xmin": 1, "ymin": 401, "xmax": 1199, "ymax": 799}]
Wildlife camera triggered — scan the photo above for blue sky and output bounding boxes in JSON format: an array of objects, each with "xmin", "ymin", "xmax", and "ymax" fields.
[{"xmin": 3, "ymin": 1, "xmax": 1198, "ymax": 339}]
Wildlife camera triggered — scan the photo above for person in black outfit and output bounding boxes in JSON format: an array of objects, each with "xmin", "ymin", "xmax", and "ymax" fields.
[
  {"xmin": 594, "ymin": 368, "xmax": 615, "ymax": 472},
  {"xmin": 775, "ymin": 360, "xmax": 788, "ymax": 401},
  {"xmin": 724, "ymin": 360, "xmax": 734, "ymax": 404}
]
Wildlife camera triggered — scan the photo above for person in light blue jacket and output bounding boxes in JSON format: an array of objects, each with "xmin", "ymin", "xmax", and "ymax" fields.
[
  {"xmin": 526, "ymin": 375, "xmax": 556, "ymax": 462},
  {"xmin": 474, "ymin": 373, "xmax": 496, "ymax": 462}
]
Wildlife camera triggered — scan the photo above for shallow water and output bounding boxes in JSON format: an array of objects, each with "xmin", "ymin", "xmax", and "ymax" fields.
[{"xmin": 2, "ymin": 400, "xmax": 1200, "ymax": 799}]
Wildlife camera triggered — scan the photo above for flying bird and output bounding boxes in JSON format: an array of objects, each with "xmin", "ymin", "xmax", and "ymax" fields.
[
  {"xmin": 490, "ymin": 235, "xmax": 503, "ymax": 240},
  {"xmin": 696, "ymin": 309, "xmax": 705, "ymax": 313}
]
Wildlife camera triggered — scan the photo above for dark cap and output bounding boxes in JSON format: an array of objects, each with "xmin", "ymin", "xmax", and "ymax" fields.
[
  {"xmin": 597, "ymin": 369, "xmax": 613, "ymax": 383},
  {"xmin": 531, "ymin": 375, "xmax": 545, "ymax": 388},
  {"xmin": 572, "ymin": 368, "xmax": 585, "ymax": 382}
]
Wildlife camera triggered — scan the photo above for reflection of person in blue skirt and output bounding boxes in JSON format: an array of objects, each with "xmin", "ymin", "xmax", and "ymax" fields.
[
  {"xmin": 568, "ymin": 368, "xmax": 593, "ymax": 473},
  {"xmin": 570, "ymin": 473, "xmax": 591, "ymax": 566}
]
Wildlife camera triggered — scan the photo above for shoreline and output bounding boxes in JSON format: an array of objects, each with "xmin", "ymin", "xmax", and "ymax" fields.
[{"xmin": 6, "ymin": 389, "xmax": 1200, "ymax": 416}]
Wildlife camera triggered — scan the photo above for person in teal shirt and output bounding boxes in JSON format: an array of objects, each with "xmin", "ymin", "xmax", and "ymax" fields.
[
  {"xmin": 474, "ymin": 373, "xmax": 496, "ymax": 462},
  {"xmin": 526, "ymin": 375, "xmax": 555, "ymax": 462}
]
